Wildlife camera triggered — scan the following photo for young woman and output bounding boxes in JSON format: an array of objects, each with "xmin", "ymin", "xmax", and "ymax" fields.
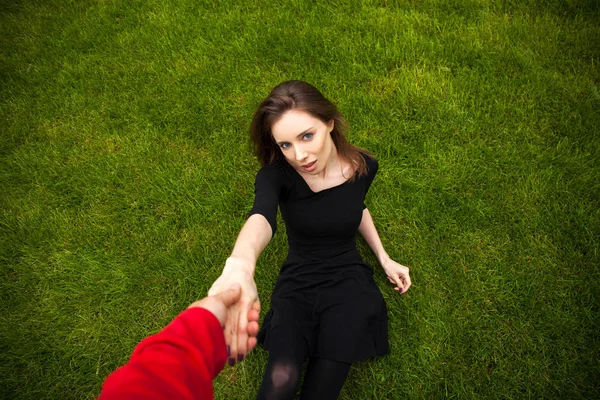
[{"xmin": 209, "ymin": 80, "xmax": 411, "ymax": 399}]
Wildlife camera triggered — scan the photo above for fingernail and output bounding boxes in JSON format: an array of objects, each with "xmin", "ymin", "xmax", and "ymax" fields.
[
  {"xmin": 237, "ymin": 354, "xmax": 245, "ymax": 362},
  {"xmin": 228, "ymin": 358, "xmax": 236, "ymax": 366},
  {"xmin": 227, "ymin": 345, "xmax": 230, "ymax": 357}
]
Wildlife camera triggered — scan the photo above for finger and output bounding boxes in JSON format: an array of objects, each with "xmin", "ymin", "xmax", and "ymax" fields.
[
  {"xmin": 387, "ymin": 273, "xmax": 403, "ymax": 290},
  {"xmin": 393, "ymin": 275, "xmax": 405, "ymax": 293},
  {"xmin": 386, "ymin": 276, "xmax": 399, "ymax": 292},
  {"xmin": 252, "ymin": 299, "xmax": 261, "ymax": 313},
  {"xmin": 214, "ymin": 283, "xmax": 242, "ymax": 306},
  {"xmin": 247, "ymin": 336, "xmax": 258, "ymax": 353},
  {"xmin": 224, "ymin": 309, "xmax": 233, "ymax": 364},
  {"xmin": 247, "ymin": 320, "xmax": 259, "ymax": 337},
  {"xmin": 397, "ymin": 269, "xmax": 411, "ymax": 294},
  {"xmin": 402, "ymin": 278, "xmax": 411, "ymax": 293},
  {"xmin": 227, "ymin": 308, "xmax": 239, "ymax": 366},
  {"xmin": 236, "ymin": 305, "xmax": 250, "ymax": 359},
  {"xmin": 387, "ymin": 276, "xmax": 398, "ymax": 289},
  {"xmin": 248, "ymin": 308, "xmax": 259, "ymax": 323}
]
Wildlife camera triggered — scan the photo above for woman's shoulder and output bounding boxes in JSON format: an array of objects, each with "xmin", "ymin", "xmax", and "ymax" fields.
[
  {"xmin": 361, "ymin": 151, "xmax": 377, "ymax": 163},
  {"xmin": 257, "ymin": 160, "xmax": 291, "ymax": 174},
  {"xmin": 359, "ymin": 151, "xmax": 378, "ymax": 175},
  {"xmin": 255, "ymin": 161, "xmax": 292, "ymax": 185}
]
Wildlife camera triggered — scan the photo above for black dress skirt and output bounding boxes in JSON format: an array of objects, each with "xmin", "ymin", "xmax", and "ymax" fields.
[{"xmin": 250, "ymin": 154, "xmax": 389, "ymax": 363}]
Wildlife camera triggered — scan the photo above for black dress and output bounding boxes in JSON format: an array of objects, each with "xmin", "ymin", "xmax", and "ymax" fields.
[{"xmin": 250, "ymin": 154, "xmax": 389, "ymax": 363}]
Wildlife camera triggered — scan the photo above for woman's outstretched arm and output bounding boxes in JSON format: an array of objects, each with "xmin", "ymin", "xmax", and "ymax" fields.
[
  {"xmin": 208, "ymin": 213, "xmax": 272, "ymax": 365},
  {"xmin": 358, "ymin": 208, "xmax": 411, "ymax": 294}
]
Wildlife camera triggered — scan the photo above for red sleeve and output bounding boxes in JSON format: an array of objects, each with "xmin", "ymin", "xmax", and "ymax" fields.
[{"xmin": 98, "ymin": 308, "xmax": 227, "ymax": 400}]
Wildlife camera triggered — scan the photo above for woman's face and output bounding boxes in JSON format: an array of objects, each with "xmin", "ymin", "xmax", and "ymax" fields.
[{"xmin": 271, "ymin": 109, "xmax": 335, "ymax": 175}]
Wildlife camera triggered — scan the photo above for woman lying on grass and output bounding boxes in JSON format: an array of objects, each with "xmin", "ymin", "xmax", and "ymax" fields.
[{"xmin": 209, "ymin": 80, "xmax": 411, "ymax": 399}]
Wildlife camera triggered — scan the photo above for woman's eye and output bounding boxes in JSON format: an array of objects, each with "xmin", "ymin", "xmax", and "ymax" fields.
[
  {"xmin": 302, "ymin": 133, "xmax": 314, "ymax": 140},
  {"xmin": 280, "ymin": 143, "xmax": 290, "ymax": 149}
]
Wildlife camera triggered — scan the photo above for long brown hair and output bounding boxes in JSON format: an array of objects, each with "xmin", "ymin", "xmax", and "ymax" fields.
[{"xmin": 250, "ymin": 80, "xmax": 372, "ymax": 178}]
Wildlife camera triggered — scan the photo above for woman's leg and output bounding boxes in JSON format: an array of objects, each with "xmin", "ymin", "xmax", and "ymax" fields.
[
  {"xmin": 299, "ymin": 357, "xmax": 351, "ymax": 400},
  {"xmin": 257, "ymin": 327, "xmax": 309, "ymax": 400}
]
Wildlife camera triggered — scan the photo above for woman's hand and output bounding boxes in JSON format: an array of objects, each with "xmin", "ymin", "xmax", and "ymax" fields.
[
  {"xmin": 208, "ymin": 257, "xmax": 260, "ymax": 365},
  {"xmin": 381, "ymin": 257, "xmax": 412, "ymax": 294},
  {"xmin": 189, "ymin": 284, "xmax": 260, "ymax": 356}
]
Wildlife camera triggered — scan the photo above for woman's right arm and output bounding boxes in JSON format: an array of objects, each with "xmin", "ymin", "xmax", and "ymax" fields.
[{"xmin": 208, "ymin": 213, "xmax": 272, "ymax": 365}]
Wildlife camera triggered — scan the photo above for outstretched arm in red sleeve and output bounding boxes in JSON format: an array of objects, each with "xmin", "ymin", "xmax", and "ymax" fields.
[{"xmin": 99, "ymin": 284, "xmax": 259, "ymax": 400}]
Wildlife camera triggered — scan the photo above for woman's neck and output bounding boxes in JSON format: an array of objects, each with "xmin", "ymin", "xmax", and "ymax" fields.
[{"xmin": 317, "ymin": 146, "xmax": 340, "ymax": 179}]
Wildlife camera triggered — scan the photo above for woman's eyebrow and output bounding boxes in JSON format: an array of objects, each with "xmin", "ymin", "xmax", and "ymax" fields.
[
  {"xmin": 276, "ymin": 127, "xmax": 314, "ymax": 144},
  {"xmin": 295, "ymin": 127, "xmax": 313, "ymax": 138}
]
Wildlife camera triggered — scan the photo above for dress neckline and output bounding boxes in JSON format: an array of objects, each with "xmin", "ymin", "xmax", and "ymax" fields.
[{"xmin": 285, "ymin": 162, "xmax": 353, "ymax": 194}]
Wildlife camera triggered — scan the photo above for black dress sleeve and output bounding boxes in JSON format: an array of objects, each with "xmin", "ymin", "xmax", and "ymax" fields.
[
  {"xmin": 363, "ymin": 155, "xmax": 378, "ymax": 209},
  {"xmin": 248, "ymin": 165, "xmax": 284, "ymax": 237}
]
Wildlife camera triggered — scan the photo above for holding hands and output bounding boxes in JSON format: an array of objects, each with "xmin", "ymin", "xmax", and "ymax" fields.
[
  {"xmin": 189, "ymin": 283, "xmax": 260, "ymax": 363},
  {"xmin": 99, "ymin": 271, "xmax": 261, "ymax": 398},
  {"xmin": 208, "ymin": 257, "xmax": 261, "ymax": 366}
]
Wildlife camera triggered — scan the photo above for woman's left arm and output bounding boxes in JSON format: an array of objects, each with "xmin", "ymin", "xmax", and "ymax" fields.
[{"xmin": 358, "ymin": 208, "xmax": 412, "ymax": 294}]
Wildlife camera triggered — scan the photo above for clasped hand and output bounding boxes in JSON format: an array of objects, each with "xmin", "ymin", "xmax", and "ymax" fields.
[{"xmin": 207, "ymin": 257, "xmax": 261, "ymax": 365}]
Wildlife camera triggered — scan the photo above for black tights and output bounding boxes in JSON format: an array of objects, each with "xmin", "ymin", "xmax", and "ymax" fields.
[
  {"xmin": 299, "ymin": 357, "xmax": 351, "ymax": 399},
  {"xmin": 256, "ymin": 331, "xmax": 351, "ymax": 400}
]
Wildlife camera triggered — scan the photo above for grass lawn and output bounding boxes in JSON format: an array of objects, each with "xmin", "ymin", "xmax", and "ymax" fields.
[{"xmin": 1, "ymin": 0, "xmax": 599, "ymax": 398}]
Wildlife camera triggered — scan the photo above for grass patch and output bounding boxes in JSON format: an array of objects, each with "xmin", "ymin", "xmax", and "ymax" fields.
[{"xmin": 1, "ymin": 0, "xmax": 599, "ymax": 398}]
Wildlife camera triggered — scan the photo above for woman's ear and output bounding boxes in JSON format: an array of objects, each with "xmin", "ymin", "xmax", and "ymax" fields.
[{"xmin": 328, "ymin": 119, "xmax": 334, "ymax": 132}]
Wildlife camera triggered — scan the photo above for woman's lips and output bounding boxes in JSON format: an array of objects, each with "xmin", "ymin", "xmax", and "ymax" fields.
[{"xmin": 301, "ymin": 160, "xmax": 317, "ymax": 172}]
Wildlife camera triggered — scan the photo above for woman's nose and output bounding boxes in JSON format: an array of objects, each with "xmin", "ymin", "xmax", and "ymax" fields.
[{"xmin": 294, "ymin": 145, "xmax": 307, "ymax": 161}]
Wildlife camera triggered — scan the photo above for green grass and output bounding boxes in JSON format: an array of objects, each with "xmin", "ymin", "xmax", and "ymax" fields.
[{"xmin": 1, "ymin": 0, "xmax": 599, "ymax": 398}]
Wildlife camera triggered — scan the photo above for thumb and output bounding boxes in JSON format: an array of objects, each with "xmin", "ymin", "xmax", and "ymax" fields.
[
  {"xmin": 213, "ymin": 283, "xmax": 242, "ymax": 306},
  {"xmin": 389, "ymin": 274, "xmax": 404, "ymax": 291}
]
